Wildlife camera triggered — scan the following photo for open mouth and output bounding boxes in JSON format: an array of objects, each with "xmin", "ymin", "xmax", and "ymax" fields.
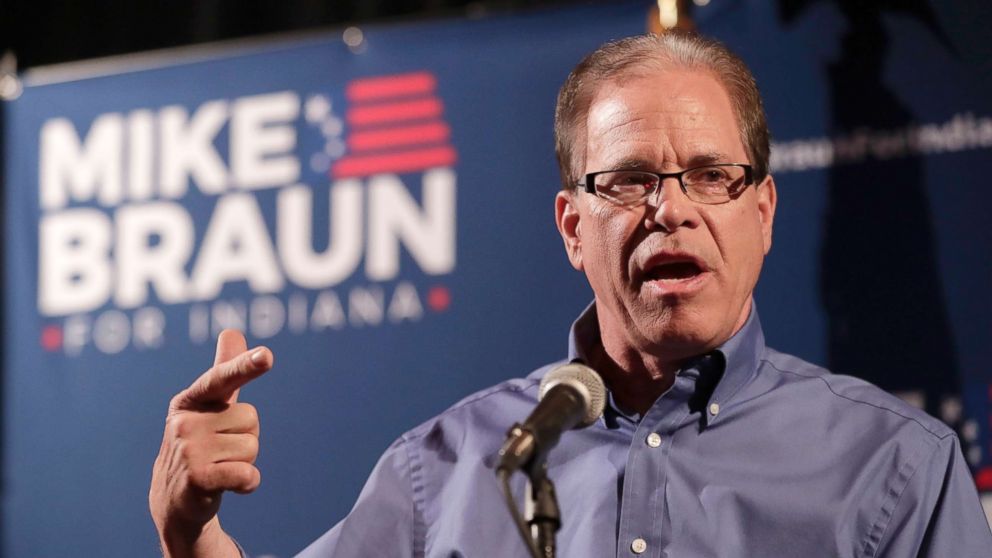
[{"xmin": 644, "ymin": 261, "xmax": 704, "ymax": 281}]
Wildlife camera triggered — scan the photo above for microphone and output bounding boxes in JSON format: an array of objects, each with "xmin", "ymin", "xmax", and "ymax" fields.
[{"xmin": 497, "ymin": 362, "xmax": 607, "ymax": 475}]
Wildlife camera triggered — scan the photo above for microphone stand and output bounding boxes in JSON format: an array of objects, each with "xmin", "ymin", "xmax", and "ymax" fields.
[
  {"xmin": 496, "ymin": 432, "xmax": 563, "ymax": 558},
  {"xmin": 527, "ymin": 464, "xmax": 561, "ymax": 558},
  {"xmin": 497, "ymin": 362, "xmax": 606, "ymax": 558}
]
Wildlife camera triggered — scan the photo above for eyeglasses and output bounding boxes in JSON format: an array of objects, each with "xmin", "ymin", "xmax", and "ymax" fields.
[{"xmin": 576, "ymin": 163, "xmax": 754, "ymax": 206}]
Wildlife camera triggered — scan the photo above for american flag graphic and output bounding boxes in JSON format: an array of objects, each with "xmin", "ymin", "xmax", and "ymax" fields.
[{"xmin": 332, "ymin": 71, "xmax": 457, "ymax": 179}]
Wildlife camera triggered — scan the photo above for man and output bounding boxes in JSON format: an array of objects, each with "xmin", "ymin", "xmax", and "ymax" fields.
[{"xmin": 150, "ymin": 32, "xmax": 992, "ymax": 557}]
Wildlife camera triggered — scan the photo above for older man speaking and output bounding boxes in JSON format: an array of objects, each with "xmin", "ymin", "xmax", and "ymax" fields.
[{"xmin": 150, "ymin": 32, "xmax": 991, "ymax": 557}]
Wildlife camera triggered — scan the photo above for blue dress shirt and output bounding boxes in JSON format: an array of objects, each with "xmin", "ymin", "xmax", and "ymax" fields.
[{"xmin": 246, "ymin": 304, "xmax": 991, "ymax": 557}]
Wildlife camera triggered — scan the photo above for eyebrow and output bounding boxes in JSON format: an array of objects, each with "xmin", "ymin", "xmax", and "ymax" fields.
[
  {"xmin": 606, "ymin": 158, "xmax": 651, "ymax": 171},
  {"xmin": 686, "ymin": 151, "xmax": 731, "ymax": 167},
  {"xmin": 603, "ymin": 151, "xmax": 733, "ymax": 172}
]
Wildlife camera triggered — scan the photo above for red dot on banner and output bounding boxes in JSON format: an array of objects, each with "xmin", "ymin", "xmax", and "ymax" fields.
[
  {"xmin": 427, "ymin": 286, "xmax": 451, "ymax": 312},
  {"xmin": 41, "ymin": 325, "xmax": 62, "ymax": 351},
  {"xmin": 975, "ymin": 467, "xmax": 992, "ymax": 491}
]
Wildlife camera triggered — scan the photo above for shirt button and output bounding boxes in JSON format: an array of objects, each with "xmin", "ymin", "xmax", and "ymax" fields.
[
  {"xmin": 631, "ymin": 538, "xmax": 648, "ymax": 554},
  {"xmin": 646, "ymin": 432, "xmax": 662, "ymax": 448},
  {"xmin": 709, "ymin": 402, "xmax": 720, "ymax": 416}
]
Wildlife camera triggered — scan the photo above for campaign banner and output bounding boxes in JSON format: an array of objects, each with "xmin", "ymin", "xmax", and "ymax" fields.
[{"xmin": 2, "ymin": 1, "xmax": 990, "ymax": 556}]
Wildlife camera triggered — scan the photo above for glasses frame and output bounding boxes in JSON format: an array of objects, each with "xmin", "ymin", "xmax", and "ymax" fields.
[{"xmin": 576, "ymin": 163, "xmax": 755, "ymax": 206}]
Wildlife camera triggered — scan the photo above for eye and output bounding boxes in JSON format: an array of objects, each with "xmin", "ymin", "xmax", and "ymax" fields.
[
  {"xmin": 685, "ymin": 167, "xmax": 732, "ymax": 184},
  {"xmin": 593, "ymin": 171, "xmax": 657, "ymax": 205},
  {"xmin": 682, "ymin": 165, "xmax": 749, "ymax": 203},
  {"xmin": 605, "ymin": 172, "xmax": 651, "ymax": 187}
]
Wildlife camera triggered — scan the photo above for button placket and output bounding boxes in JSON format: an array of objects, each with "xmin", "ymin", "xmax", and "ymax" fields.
[{"xmin": 616, "ymin": 372, "xmax": 697, "ymax": 557}]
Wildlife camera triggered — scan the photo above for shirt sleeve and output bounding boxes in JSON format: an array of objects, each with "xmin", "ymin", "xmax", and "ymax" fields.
[
  {"xmin": 292, "ymin": 436, "xmax": 418, "ymax": 558},
  {"xmin": 873, "ymin": 434, "xmax": 992, "ymax": 557}
]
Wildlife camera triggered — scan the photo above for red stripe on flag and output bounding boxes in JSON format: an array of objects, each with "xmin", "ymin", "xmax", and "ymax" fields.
[
  {"xmin": 347, "ymin": 98, "xmax": 443, "ymax": 126},
  {"xmin": 332, "ymin": 146, "xmax": 457, "ymax": 178},
  {"xmin": 348, "ymin": 122, "xmax": 451, "ymax": 151},
  {"xmin": 347, "ymin": 72, "xmax": 437, "ymax": 101}
]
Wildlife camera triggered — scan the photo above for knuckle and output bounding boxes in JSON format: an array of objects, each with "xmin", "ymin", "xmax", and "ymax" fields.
[
  {"xmin": 213, "ymin": 360, "xmax": 234, "ymax": 378},
  {"xmin": 177, "ymin": 439, "xmax": 197, "ymax": 462},
  {"xmin": 239, "ymin": 403, "xmax": 259, "ymax": 425},
  {"xmin": 168, "ymin": 414, "xmax": 191, "ymax": 438},
  {"xmin": 201, "ymin": 365, "xmax": 226, "ymax": 389},
  {"xmin": 236, "ymin": 466, "xmax": 261, "ymax": 492},
  {"xmin": 214, "ymin": 363, "xmax": 243, "ymax": 390},
  {"xmin": 169, "ymin": 388, "xmax": 199, "ymax": 412},
  {"xmin": 168, "ymin": 392, "xmax": 185, "ymax": 410},
  {"xmin": 245, "ymin": 435, "xmax": 260, "ymax": 457},
  {"xmin": 235, "ymin": 465, "xmax": 254, "ymax": 485},
  {"xmin": 172, "ymin": 413, "xmax": 209, "ymax": 439},
  {"xmin": 234, "ymin": 354, "xmax": 255, "ymax": 377}
]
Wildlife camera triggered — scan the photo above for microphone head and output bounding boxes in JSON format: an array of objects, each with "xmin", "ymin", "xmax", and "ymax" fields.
[{"xmin": 539, "ymin": 362, "xmax": 606, "ymax": 427}]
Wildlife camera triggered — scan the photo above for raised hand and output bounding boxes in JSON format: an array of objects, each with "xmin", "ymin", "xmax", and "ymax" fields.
[{"xmin": 150, "ymin": 330, "xmax": 273, "ymax": 558}]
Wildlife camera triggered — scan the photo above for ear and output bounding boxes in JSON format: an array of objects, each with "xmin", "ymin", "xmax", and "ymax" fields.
[
  {"xmin": 756, "ymin": 174, "xmax": 777, "ymax": 255},
  {"xmin": 555, "ymin": 190, "xmax": 584, "ymax": 271}
]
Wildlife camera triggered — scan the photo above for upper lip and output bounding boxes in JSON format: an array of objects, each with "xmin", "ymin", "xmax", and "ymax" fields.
[{"xmin": 635, "ymin": 249, "xmax": 710, "ymax": 282}]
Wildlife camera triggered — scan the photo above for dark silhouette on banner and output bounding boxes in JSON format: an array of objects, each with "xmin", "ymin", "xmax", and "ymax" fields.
[{"xmin": 782, "ymin": 0, "xmax": 965, "ymax": 436}]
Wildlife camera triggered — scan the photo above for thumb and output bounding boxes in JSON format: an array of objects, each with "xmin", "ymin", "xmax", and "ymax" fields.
[{"xmin": 173, "ymin": 345, "xmax": 273, "ymax": 410}]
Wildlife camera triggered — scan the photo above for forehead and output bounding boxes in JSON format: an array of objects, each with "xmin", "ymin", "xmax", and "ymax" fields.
[{"xmin": 583, "ymin": 68, "xmax": 745, "ymax": 170}]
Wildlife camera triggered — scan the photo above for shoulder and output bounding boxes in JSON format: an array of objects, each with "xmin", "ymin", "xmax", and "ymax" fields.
[
  {"xmin": 755, "ymin": 347, "xmax": 955, "ymax": 442},
  {"xmin": 390, "ymin": 362, "xmax": 558, "ymax": 456}
]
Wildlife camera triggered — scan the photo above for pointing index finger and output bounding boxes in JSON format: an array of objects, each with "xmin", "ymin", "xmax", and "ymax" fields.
[
  {"xmin": 214, "ymin": 329, "xmax": 248, "ymax": 402},
  {"xmin": 215, "ymin": 329, "xmax": 248, "ymax": 367}
]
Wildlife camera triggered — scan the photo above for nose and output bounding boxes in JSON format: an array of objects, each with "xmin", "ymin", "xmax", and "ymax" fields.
[{"xmin": 644, "ymin": 178, "xmax": 699, "ymax": 232}]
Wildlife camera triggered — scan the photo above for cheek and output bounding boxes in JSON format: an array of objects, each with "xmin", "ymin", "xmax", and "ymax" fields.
[
  {"xmin": 729, "ymin": 222, "xmax": 766, "ymax": 283},
  {"xmin": 712, "ymin": 208, "xmax": 765, "ymax": 279},
  {"xmin": 603, "ymin": 216, "xmax": 641, "ymax": 273},
  {"xmin": 588, "ymin": 206, "xmax": 625, "ymax": 249},
  {"xmin": 582, "ymin": 209, "xmax": 640, "ymax": 281}
]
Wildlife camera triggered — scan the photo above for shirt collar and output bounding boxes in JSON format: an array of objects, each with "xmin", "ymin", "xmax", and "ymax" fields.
[
  {"xmin": 565, "ymin": 300, "xmax": 765, "ymax": 427},
  {"xmin": 708, "ymin": 301, "xmax": 765, "ymax": 423}
]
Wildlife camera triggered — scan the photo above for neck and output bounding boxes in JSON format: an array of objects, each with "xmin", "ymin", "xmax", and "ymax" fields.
[{"xmin": 588, "ymin": 341, "xmax": 681, "ymax": 416}]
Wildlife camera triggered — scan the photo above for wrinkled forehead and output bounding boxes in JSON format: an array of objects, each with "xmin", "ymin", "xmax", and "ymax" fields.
[{"xmin": 581, "ymin": 69, "xmax": 744, "ymax": 170}]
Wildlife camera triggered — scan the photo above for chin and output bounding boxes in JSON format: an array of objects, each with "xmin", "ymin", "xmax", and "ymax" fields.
[
  {"xmin": 636, "ymin": 312, "xmax": 715, "ymax": 356},
  {"xmin": 636, "ymin": 299, "xmax": 739, "ymax": 356}
]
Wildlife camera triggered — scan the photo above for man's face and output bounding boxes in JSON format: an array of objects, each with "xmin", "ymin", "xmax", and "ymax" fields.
[{"xmin": 555, "ymin": 68, "xmax": 776, "ymax": 363}]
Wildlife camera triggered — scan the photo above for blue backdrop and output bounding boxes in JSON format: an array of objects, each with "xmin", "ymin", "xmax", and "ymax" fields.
[{"xmin": 2, "ymin": 1, "xmax": 990, "ymax": 556}]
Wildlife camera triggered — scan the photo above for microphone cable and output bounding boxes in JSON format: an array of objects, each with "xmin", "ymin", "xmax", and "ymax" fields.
[{"xmin": 497, "ymin": 468, "xmax": 543, "ymax": 558}]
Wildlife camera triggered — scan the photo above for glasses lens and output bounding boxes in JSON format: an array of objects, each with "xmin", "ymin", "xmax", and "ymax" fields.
[
  {"xmin": 593, "ymin": 171, "xmax": 658, "ymax": 206},
  {"xmin": 682, "ymin": 165, "xmax": 747, "ymax": 204}
]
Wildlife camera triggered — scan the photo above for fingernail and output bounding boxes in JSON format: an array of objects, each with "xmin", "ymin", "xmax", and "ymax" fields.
[{"xmin": 250, "ymin": 348, "xmax": 267, "ymax": 365}]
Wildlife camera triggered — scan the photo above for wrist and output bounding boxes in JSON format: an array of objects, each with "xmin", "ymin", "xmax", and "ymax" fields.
[{"xmin": 159, "ymin": 516, "xmax": 238, "ymax": 558}]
